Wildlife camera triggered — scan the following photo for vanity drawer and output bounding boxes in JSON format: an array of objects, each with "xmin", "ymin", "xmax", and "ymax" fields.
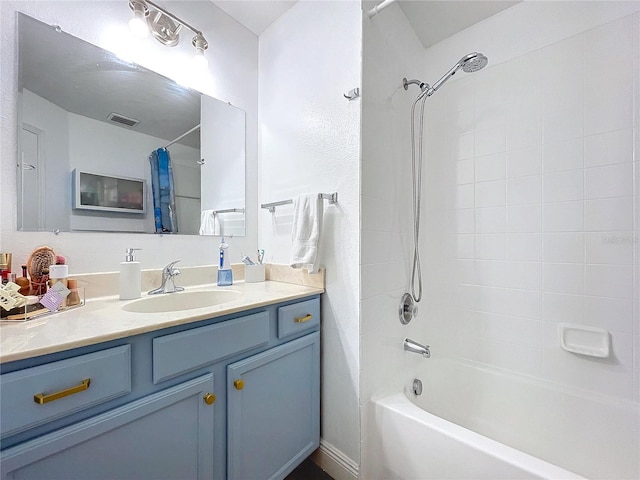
[
  {"xmin": 153, "ymin": 311, "xmax": 270, "ymax": 384},
  {"xmin": 277, "ymin": 298, "xmax": 320, "ymax": 339},
  {"xmin": 0, "ymin": 345, "xmax": 131, "ymax": 438}
]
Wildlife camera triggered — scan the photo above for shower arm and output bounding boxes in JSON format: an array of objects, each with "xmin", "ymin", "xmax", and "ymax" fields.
[
  {"xmin": 404, "ymin": 78, "xmax": 432, "ymax": 102},
  {"xmin": 404, "ymin": 61, "xmax": 465, "ymax": 100},
  {"xmin": 403, "ymin": 78, "xmax": 429, "ymax": 92}
]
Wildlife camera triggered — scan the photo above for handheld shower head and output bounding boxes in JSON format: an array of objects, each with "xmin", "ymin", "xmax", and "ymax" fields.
[
  {"xmin": 460, "ymin": 52, "xmax": 488, "ymax": 72},
  {"xmin": 430, "ymin": 51, "xmax": 488, "ymax": 94},
  {"xmin": 402, "ymin": 52, "xmax": 489, "ymax": 100}
]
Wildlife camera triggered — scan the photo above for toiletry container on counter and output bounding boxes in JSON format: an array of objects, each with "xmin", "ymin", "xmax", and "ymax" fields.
[
  {"xmin": 119, "ymin": 248, "xmax": 141, "ymax": 300},
  {"xmin": 49, "ymin": 264, "xmax": 69, "ymax": 307}
]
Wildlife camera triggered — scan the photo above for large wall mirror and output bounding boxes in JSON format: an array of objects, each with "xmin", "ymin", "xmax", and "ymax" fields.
[{"xmin": 16, "ymin": 13, "xmax": 246, "ymax": 236}]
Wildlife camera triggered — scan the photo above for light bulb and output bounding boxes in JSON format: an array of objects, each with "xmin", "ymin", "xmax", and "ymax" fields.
[
  {"xmin": 129, "ymin": 14, "xmax": 148, "ymax": 38},
  {"xmin": 192, "ymin": 50, "xmax": 208, "ymax": 71},
  {"xmin": 128, "ymin": 0, "xmax": 149, "ymax": 38},
  {"xmin": 191, "ymin": 33, "xmax": 209, "ymax": 71}
]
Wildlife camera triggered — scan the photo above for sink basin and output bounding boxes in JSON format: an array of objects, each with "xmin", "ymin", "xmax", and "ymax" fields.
[{"xmin": 122, "ymin": 290, "xmax": 241, "ymax": 314}]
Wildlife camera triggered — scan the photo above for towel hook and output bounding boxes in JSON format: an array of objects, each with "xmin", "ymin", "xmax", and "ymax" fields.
[{"xmin": 344, "ymin": 88, "xmax": 360, "ymax": 101}]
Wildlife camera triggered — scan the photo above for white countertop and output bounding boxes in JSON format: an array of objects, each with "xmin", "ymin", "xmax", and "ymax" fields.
[{"xmin": 0, "ymin": 281, "xmax": 323, "ymax": 364}]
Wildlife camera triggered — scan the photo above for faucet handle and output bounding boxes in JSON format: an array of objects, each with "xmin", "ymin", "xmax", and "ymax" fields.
[{"xmin": 163, "ymin": 260, "xmax": 181, "ymax": 274}]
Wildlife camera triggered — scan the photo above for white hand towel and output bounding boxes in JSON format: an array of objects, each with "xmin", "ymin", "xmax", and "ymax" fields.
[
  {"xmin": 199, "ymin": 210, "xmax": 218, "ymax": 235},
  {"xmin": 290, "ymin": 194, "xmax": 323, "ymax": 273}
]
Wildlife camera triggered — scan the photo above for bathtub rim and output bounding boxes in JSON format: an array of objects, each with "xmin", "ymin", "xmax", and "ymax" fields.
[{"xmin": 374, "ymin": 392, "xmax": 586, "ymax": 480}]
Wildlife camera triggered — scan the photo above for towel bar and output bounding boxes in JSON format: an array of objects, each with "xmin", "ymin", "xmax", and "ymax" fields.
[
  {"xmin": 211, "ymin": 208, "xmax": 245, "ymax": 215},
  {"xmin": 261, "ymin": 193, "xmax": 338, "ymax": 213}
]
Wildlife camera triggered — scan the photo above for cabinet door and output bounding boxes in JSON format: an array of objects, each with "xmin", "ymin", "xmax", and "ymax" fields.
[
  {"xmin": 227, "ymin": 332, "xmax": 320, "ymax": 480},
  {"xmin": 1, "ymin": 374, "xmax": 215, "ymax": 480}
]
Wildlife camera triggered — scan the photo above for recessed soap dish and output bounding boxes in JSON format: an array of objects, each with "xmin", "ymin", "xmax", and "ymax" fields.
[{"xmin": 558, "ymin": 323, "xmax": 610, "ymax": 358}]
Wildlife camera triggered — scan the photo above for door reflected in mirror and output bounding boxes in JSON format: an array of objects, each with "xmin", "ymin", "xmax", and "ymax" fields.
[{"xmin": 16, "ymin": 13, "xmax": 245, "ymax": 236}]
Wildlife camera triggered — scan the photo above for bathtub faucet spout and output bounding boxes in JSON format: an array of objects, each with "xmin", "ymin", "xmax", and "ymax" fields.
[{"xmin": 404, "ymin": 338, "xmax": 431, "ymax": 358}]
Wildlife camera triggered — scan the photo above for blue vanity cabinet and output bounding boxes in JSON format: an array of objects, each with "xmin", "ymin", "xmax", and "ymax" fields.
[
  {"xmin": 0, "ymin": 294, "xmax": 321, "ymax": 480},
  {"xmin": 0, "ymin": 374, "xmax": 215, "ymax": 480},
  {"xmin": 227, "ymin": 332, "xmax": 320, "ymax": 480}
]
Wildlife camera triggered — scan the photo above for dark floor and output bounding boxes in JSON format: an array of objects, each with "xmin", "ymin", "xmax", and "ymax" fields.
[{"xmin": 285, "ymin": 459, "xmax": 334, "ymax": 480}]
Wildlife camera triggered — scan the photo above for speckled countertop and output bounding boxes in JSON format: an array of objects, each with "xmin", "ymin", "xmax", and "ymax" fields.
[{"xmin": 0, "ymin": 280, "xmax": 323, "ymax": 364}]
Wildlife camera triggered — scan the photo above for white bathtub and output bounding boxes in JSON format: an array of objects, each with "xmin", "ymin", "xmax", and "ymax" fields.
[{"xmin": 373, "ymin": 358, "xmax": 639, "ymax": 479}]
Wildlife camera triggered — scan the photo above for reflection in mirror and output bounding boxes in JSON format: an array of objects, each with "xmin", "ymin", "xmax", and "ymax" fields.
[{"xmin": 16, "ymin": 13, "xmax": 246, "ymax": 236}]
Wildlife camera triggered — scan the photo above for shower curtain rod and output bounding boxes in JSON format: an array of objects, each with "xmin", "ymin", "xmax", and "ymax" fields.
[
  {"xmin": 367, "ymin": 0, "xmax": 397, "ymax": 18},
  {"xmin": 164, "ymin": 124, "xmax": 201, "ymax": 148}
]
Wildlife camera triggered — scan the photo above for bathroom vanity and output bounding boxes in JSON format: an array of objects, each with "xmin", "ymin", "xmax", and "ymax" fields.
[{"xmin": 0, "ymin": 282, "xmax": 321, "ymax": 480}]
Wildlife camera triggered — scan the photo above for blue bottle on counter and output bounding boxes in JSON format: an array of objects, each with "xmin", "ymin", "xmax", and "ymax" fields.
[{"xmin": 217, "ymin": 237, "xmax": 233, "ymax": 286}]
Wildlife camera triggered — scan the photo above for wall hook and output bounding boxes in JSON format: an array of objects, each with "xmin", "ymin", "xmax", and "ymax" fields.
[{"xmin": 344, "ymin": 88, "xmax": 360, "ymax": 101}]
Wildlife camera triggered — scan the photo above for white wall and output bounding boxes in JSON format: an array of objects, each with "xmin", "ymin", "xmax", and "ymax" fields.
[
  {"xmin": 1, "ymin": 0, "xmax": 258, "ymax": 272},
  {"xmin": 358, "ymin": 2, "xmax": 426, "ymax": 478},
  {"xmin": 361, "ymin": 0, "xmax": 640, "ymax": 477},
  {"xmin": 21, "ymin": 90, "xmax": 71, "ymax": 230},
  {"xmin": 258, "ymin": 0, "xmax": 362, "ymax": 469},
  {"xmin": 20, "ymin": 89, "xmax": 70, "ymax": 231}
]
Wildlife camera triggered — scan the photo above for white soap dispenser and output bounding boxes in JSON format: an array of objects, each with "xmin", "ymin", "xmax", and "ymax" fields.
[{"xmin": 119, "ymin": 248, "xmax": 142, "ymax": 300}]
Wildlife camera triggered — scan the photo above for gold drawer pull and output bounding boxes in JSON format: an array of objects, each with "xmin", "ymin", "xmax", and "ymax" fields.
[
  {"xmin": 203, "ymin": 393, "xmax": 216, "ymax": 405},
  {"xmin": 233, "ymin": 379, "xmax": 244, "ymax": 390},
  {"xmin": 294, "ymin": 314, "xmax": 313, "ymax": 323},
  {"xmin": 34, "ymin": 378, "xmax": 91, "ymax": 405}
]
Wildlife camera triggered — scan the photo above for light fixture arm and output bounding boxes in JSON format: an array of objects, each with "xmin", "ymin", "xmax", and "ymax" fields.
[{"xmin": 143, "ymin": 0, "xmax": 204, "ymax": 38}]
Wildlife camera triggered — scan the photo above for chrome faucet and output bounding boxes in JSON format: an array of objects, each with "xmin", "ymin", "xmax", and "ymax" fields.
[
  {"xmin": 404, "ymin": 338, "xmax": 431, "ymax": 358},
  {"xmin": 148, "ymin": 260, "xmax": 185, "ymax": 295}
]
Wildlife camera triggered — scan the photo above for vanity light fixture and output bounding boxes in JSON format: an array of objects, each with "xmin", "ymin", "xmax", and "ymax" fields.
[{"xmin": 128, "ymin": 0, "xmax": 209, "ymax": 68}]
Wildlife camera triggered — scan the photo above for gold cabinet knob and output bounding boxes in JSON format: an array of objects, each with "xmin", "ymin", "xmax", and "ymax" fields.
[
  {"xmin": 233, "ymin": 379, "xmax": 244, "ymax": 390},
  {"xmin": 203, "ymin": 393, "xmax": 216, "ymax": 405}
]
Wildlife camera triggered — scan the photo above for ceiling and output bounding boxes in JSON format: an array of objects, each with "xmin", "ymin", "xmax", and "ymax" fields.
[
  {"xmin": 212, "ymin": 1, "xmax": 296, "ymax": 35},
  {"xmin": 397, "ymin": 1, "xmax": 520, "ymax": 48},
  {"xmin": 212, "ymin": 0, "xmax": 519, "ymax": 47}
]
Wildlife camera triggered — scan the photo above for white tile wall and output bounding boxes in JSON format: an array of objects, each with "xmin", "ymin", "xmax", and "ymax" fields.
[
  {"xmin": 584, "ymin": 129, "xmax": 633, "ymax": 167},
  {"xmin": 507, "ymin": 176, "xmax": 541, "ymax": 205},
  {"xmin": 507, "ymin": 233, "xmax": 542, "ymax": 261},
  {"xmin": 362, "ymin": 4, "xmax": 640, "ymax": 475},
  {"xmin": 543, "ymin": 233, "xmax": 584, "ymax": 263},
  {"xmin": 424, "ymin": 13, "xmax": 639, "ymax": 401},
  {"xmin": 543, "ymin": 139, "xmax": 584, "ymax": 173}
]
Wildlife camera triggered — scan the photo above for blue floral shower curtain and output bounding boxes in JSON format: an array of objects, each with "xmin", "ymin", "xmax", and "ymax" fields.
[{"xmin": 149, "ymin": 148, "xmax": 178, "ymax": 233}]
